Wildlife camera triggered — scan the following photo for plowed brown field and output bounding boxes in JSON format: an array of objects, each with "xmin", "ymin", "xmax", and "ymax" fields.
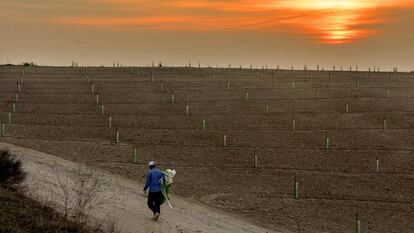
[{"xmin": 1, "ymin": 65, "xmax": 413, "ymax": 232}]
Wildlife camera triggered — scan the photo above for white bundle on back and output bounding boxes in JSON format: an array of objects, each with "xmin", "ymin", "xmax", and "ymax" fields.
[{"xmin": 164, "ymin": 169, "xmax": 176, "ymax": 185}]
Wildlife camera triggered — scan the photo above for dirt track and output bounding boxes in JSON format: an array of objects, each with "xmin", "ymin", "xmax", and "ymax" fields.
[{"xmin": 0, "ymin": 142, "xmax": 281, "ymax": 233}]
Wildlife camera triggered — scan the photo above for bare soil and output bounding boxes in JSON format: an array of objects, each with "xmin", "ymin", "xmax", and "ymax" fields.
[{"xmin": 1, "ymin": 66, "xmax": 414, "ymax": 232}]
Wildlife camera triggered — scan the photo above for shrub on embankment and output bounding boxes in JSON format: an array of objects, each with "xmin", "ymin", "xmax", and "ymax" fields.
[
  {"xmin": 0, "ymin": 185, "xmax": 103, "ymax": 233},
  {"xmin": 0, "ymin": 149, "xmax": 26, "ymax": 189}
]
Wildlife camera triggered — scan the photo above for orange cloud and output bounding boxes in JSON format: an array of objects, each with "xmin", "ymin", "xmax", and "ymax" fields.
[
  {"xmin": 53, "ymin": 0, "xmax": 414, "ymax": 44},
  {"xmin": 59, "ymin": 16, "xmax": 186, "ymax": 27},
  {"xmin": 57, "ymin": 14, "xmax": 292, "ymax": 31}
]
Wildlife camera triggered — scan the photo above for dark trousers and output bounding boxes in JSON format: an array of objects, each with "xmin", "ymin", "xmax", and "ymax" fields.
[{"xmin": 147, "ymin": 191, "xmax": 162, "ymax": 214}]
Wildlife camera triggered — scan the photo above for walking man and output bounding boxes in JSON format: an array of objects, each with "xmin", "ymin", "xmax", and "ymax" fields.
[{"xmin": 143, "ymin": 161, "xmax": 165, "ymax": 221}]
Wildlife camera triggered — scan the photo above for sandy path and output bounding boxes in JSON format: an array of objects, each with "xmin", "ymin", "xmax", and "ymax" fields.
[{"xmin": 0, "ymin": 142, "xmax": 284, "ymax": 233}]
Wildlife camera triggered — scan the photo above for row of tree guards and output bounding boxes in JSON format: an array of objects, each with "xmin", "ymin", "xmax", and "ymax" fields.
[
  {"xmin": 0, "ymin": 102, "xmax": 391, "ymax": 137},
  {"xmin": 154, "ymin": 75, "xmax": 395, "ymax": 89},
  {"xmin": 76, "ymin": 66, "xmax": 121, "ymax": 144},
  {"xmin": 184, "ymin": 105, "xmax": 389, "ymax": 130},
  {"xmin": 107, "ymin": 59, "xmax": 398, "ymax": 76},
  {"xmin": 169, "ymin": 93, "xmax": 392, "ymax": 108},
  {"xmin": 176, "ymin": 101, "xmax": 393, "ymax": 117},
  {"xmin": 128, "ymin": 139, "xmax": 382, "ymax": 171},
  {"xmin": 99, "ymin": 118, "xmax": 388, "ymax": 149},
  {"xmin": 159, "ymin": 58, "xmax": 396, "ymax": 71},
  {"xmin": 158, "ymin": 84, "xmax": 393, "ymax": 102},
  {"xmin": 1, "ymin": 67, "xmax": 27, "ymax": 137},
  {"xmin": 105, "ymin": 60, "xmax": 401, "ymax": 88}
]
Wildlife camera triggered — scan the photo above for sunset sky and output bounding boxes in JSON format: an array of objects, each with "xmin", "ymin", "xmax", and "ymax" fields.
[{"xmin": 1, "ymin": 0, "xmax": 414, "ymax": 70}]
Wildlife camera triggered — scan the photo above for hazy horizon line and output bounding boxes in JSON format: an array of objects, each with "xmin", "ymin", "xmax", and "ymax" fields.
[{"xmin": 1, "ymin": 63, "xmax": 411, "ymax": 73}]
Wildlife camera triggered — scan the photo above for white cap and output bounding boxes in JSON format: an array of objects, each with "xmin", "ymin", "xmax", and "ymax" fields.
[{"xmin": 148, "ymin": 161, "xmax": 156, "ymax": 166}]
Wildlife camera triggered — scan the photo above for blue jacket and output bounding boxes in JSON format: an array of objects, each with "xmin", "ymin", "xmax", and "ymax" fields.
[{"xmin": 143, "ymin": 168, "xmax": 165, "ymax": 193}]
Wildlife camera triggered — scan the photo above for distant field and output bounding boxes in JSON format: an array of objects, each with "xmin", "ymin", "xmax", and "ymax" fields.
[{"xmin": 1, "ymin": 65, "xmax": 414, "ymax": 233}]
